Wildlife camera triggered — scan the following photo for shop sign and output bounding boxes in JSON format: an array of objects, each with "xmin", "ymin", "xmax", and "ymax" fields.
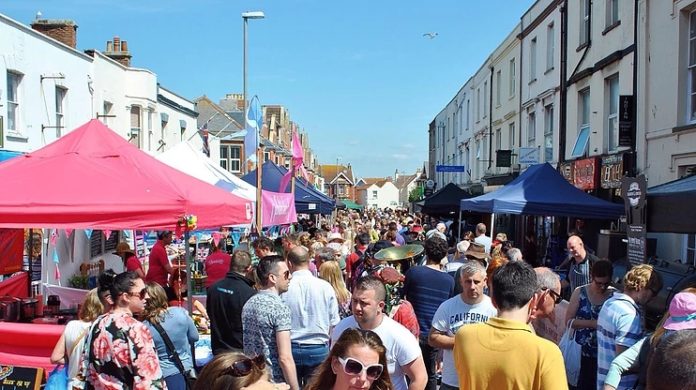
[
  {"xmin": 622, "ymin": 175, "xmax": 647, "ymax": 265},
  {"xmin": 573, "ymin": 157, "xmax": 599, "ymax": 191},
  {"xmin": 601, "ymin": 154, "xmax": 625, "ymax": 189},
  {"xmin": 619, "ymin": 95, "xmax": 634, "ymax": 148},
  {"xmin": 560, "ymin": 162, "xmax": 574, "ymax": 185}
]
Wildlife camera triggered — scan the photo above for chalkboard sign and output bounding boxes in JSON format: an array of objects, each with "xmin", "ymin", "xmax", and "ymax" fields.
[
  {"xmin": 0, "ymin": 365, "xmax": 44, "ymax": 390},
  {"xmin": 90, "ymin": 231, "xmax": 120, "ymax": 258}
]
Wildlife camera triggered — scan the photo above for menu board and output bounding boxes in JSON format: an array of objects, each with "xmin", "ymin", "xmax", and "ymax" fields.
[{"xmin": 0, "ymin": 365, "xmax": 44, "ymax": 390}]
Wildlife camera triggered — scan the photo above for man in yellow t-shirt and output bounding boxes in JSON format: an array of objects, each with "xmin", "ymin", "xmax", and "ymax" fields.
[{"xmin": 453, "ymin": 261, "xmax": 568, "ymax": 390}]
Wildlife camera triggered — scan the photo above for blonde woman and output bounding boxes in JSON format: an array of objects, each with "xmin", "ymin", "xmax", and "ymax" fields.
[
  {"xmin": 319, "ymin": 260, "xmax": 352, "ymax": 319},
  {"xmin": 50, "ymin": 288, "xmax": 105, "ymax": 387}
]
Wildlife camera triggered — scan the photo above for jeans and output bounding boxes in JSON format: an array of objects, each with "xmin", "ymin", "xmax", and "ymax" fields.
[
  {"xmin": 419, "ymin": 338, "xmax": 439, "ymax": 390},
  {"xmin": 164, "ymin": 373, "xmax": 187, "ymax": 390},
  {"xmin": 291, "ymin": 343, "xmax": 329, "ymax": 387}
]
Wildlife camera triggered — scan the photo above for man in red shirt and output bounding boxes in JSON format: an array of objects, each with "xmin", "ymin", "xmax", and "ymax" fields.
[
  {"xmin": 204, "ymin": 240, "xmax": 231, "ymax": 288},
  {"xmin": 345, "ymin": 233, "xmax": 370, "ymax": 284},
  {"xmin": 145, "ymin": 231, "xmax": 174, "ymax": 287}
]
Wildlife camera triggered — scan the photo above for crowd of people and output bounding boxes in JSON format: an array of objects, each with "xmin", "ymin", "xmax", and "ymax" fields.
[{"xmin": 48, "ymin": 209, "xmax": 696, "ymax": 390}]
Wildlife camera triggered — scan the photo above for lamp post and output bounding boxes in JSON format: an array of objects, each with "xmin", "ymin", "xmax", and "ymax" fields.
[{"xmin": 242, "ymin": 10, "xmax": 264, "ymax": 230}]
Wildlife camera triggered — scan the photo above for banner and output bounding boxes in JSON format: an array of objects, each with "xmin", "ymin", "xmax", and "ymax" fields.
[
  {"xmin": 261, "ymin": 190, "xmax": 297, "ymax": 227},
  {"xmin": 0, "ymin": 229, "xmax": 23, "ymax": 274}
]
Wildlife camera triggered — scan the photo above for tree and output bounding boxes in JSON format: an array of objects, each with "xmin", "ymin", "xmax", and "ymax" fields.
[{"xmin": 408, "ymin": 186, "xmax": 424, "ymax": 202}]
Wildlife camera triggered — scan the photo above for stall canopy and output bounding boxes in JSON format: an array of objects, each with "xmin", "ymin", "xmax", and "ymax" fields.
[
  {"xmin": 648, "ymin": 174, "xmax": 696, "ymax": 233},
  {"xmin": 157, "ymin": 141, "xmax": 256, "ymax": 202},
  {"xmin": 242, "ymin": 161, "xmax": 335, "ymax": 214},
  {"xmin": 336, "ymin": 199, "xmax": 363, "ymax": 211},
  {"xmin": 0, "ymin": 120, "xmax": 253, "ymax": 230},
  {"xmin": 419, "ymin": 183, "xmax": 473, "ymax": 215},
  {"xmin": 460, "ymin": 163, "xmax": 624, "ymax": 219}
]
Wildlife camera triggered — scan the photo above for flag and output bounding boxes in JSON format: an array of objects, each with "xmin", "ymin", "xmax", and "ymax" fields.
[
  {"xmin": 244, "ymin": 95, "xmax": 263, "ymax": 163},
  {"xmin": 279, "ymin": 129, "xmax": 308, "ymax": 192},
  {"xmin": 198, "ymin": 122, "xmax": 210, "ymax": 157}
]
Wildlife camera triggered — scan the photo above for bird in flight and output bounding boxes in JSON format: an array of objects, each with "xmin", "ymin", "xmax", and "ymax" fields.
[{"xmin": 423, "ymin": 32, "xmax": 439, "ymax": 39}]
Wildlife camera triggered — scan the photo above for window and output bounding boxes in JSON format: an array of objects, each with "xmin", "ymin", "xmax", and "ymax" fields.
[
  {"xmin": 147, "ymin": 110, "xmax": 153, "ymax": 151},
  {"xmin": 477, "ymin": 88, "xmax": 481, "ymax": 120},
  {"xmin": 528, "ymin": 111, "xmax": 536, "ymax": 146},
  {"xmin": 130, "ymin": 106, "xmax": 141, "ymax": 148},
  {"xmin": 55, "ymin": 87, "xmax": 66, "ymax": 137},
  {"xmin": 546, "ymin": 23, "xmax": 555, "ymax": 71},
  {"xmin": 102, "ymin": 101, "xmax": 113, "ymax": 126},
  {"xmin": 509, "ymin": 122, "xmax": 515, "ymax": 148},
  {"xmin": 496, "ymin": 128, "xmax": 502, "ymax": 151},
  {"xmin": 530, "ymin": 38, "xmax": 537, "ymax": 81},
  {"xmin": 220, "ymin": 144, "xmax": 241, "ymax": 172},
  {"xmin": 689, "ymin": 11, "xmax": 696, "ymax": 123},
  {"xmin": 6, "ymin": 72, "xmax": 21, "ymax": 132},
  {"xmin": 509, "ymin": 58, "xmax": 516, "ymax": 97},
  {"xmin": 572, "ymin": 89, "xmax": 591, "ymax": 158},
  {"xmin": 484, "ymin": 81, "xmax": 488, "ymax": 117},
  {"xmin": 580, "ymin": 0, "xmax": 591, "ymax": 45},
  {"xmin": 606, "ymin": 75, "xmax": 619, "ymax": 151},
  {"xmin": 372, "ymin": 190, "xmax": 378, "ymax": 199},
  {"xmin": 606, "ymin": 0, "xmax": 619, "ymax": 27},
  {"xmin": 496, "ymin": 70, "xmax": 502, "ymax": 106},
  {"xmin": 544, "ymin": 105, "xmax": 554, "ymax": 162},
  {"xmin": 466, "ymin": 99, "xmax": 470, "ymax": 130},
  {"xmin": 264, "ymin": 151, "xmax": 270, "ymax": 162}
]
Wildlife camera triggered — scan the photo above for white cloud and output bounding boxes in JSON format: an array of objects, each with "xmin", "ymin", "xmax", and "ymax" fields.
[{"xmin": 391, "ymin": 153, "xmax": 409, "ymax": 160}]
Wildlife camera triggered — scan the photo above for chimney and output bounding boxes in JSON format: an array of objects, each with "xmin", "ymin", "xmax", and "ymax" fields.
[
  {"xmin": 31, "ymin": 19, "xmax": 78, "ymax": 48},
  {"xmin": 104, "ymin": 36, "xmax": 132, "ymax": 67}
]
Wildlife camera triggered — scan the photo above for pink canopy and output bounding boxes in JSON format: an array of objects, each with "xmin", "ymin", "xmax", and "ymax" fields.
[{"xmin": 0, "ymin": 120, "xmax": 252, "ymax": 230}]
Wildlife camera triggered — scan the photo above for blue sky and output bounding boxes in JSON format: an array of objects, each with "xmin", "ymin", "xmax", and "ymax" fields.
[{"xmin": 3, "ymin": 0, "xmax": 534, "ymax": 178}]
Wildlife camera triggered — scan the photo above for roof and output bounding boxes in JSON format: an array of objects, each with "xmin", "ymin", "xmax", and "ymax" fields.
[
  {"xmin": 319, "ymin": 164, "xmax": 354, "ymax": 184},
  {"xmin": 394, "ymin": 174, "xmax": 418, "ymax": 189},
  {"xmin": 355, "ymin": 177, "xmax": 392, "ymax": 191}
]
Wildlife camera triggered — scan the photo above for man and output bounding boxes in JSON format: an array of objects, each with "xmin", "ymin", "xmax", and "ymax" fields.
[
  {"xmin": 597, "ymin": 264, "xmax": 662, "ymax": 390},
  {"xmin": 204, "ymin": 240, "xmax": 231, "ymax": 288},
  {"xmin": 429, "ymin": 260, "xmax": 496, "ymax": 390},
  {"xmin": 145, "ymin": 231, "xmax": 174, "ymax": 286},
  {"xmin": 251, "ymin": 236, "xmax": 277, "ymax": 259},
  {"xmin": 426, "ymin": 222, "xmax": 447, "ymax": 241},
  {"xmin": 242, "ymin": 255, "xmax": 299, "ymax": 390},
  {"xmin": 345, "ymin": 233, "xmax": 370, "ymax": 282},
  {"xmin": 313, "ymin": 246, "xmax": 337, "ymax": 271},
  {"xmin": 403, "ymin": 237, "xmax": 455, "ymax": 390},
  {"xmin": 207, "ymin": 251, "xmax": 256, "ymax": 355},
  {"xmin": 646, "ymin": 330, "xmax": 696, "ymax": 390},
  {"xmin": 531, "ymin": 267, "xmax": 564, "ymax": 343},
  {"xmin": 453, "ymin": 261, "xmax": 567, "ymax": 389},
  {"xmin": 564, "ymin": 235, "xmax": 599, "ymax": 293},
  {"xmin": 331, "ymin": 276, "xmax": 427, "ymax": 390},
  {"xmin": 473, "ymin": 223, "xmax": 492, "ymax": 254},
  {"xmin": 506, "ymin": 247, "xmax": 524, "ymax": 262},
  {"xmin": 282, "ymin": 246, "xmax": 340, "ymax": 387},
  {"xmin": 388, "ymin": 221, "xmax": 406, "ymax": 245}
]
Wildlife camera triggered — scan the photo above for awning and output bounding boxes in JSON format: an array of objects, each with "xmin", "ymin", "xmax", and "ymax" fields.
[{"xmin": 342, "ymin": 199, "xmax": 363, "ymax": 210}]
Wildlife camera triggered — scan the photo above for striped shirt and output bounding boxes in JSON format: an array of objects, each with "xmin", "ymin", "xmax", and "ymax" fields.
[
  {"xmin": 567, "ymin": 252, "xmax": 597, "ymax": 292},
  {"xmin": 596, "ymin": 292, "xmax": 643, "ymax": 390}
]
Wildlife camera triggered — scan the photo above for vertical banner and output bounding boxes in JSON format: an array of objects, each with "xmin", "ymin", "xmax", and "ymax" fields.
[
  {"xmin": 0, "ymin": 229, "xmax": 24, "ymax": 274},
  {"xmin": 622, "ymin": 175, "xmax": 647, "ymax": 265},
  {"xmin": 619, "ymin": 95, "xmax": 634, "ymax": 147},
  {"xmin": 261, "ymin": 190, "xmax": 298, "ymax": 227}
]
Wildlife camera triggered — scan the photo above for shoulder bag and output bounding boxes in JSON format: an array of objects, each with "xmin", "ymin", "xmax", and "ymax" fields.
[{"xmin": 151, "ymin": 321, "xmax": 197, "ymax": 390}]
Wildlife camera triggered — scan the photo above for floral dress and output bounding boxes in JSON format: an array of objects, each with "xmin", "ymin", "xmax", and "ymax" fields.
[
  {"xmin": 83, "ymin": 311, "xmax": 166, "ymax": 390},
  {"xmin": 574, "ymin": 286, "xmax": 608, "ymax": 357}
]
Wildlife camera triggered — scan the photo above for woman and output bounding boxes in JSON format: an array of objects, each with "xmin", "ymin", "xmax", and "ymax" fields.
[
  {"xmin": 319, "ymin": 260, "xmax": 352, "ymax": 319},
  {"xmin": 193, "ymin": 352, "xmax": 289, "ymax": 390},
  {"xmin": 143, "ymin": 282, "xmax": 199, "ymax": 390},
  {"xmin": 603, "ymin": 288, "xmax": 696, "ymax": 390},
  {"xmin": 82, "ymin": 271, "xmax": 166, "ymax": 389},
  {"xmin": 564, "ymin": 259, "xmax": 615, "ymax": 390},
  {"xmin": 114, "ymin": 241, "xmax": 145, "ymax": 279},
  {"xmin": 305, "ymin": 328, "xmax": 392, "ymax": 390},
  {"xmin": 166, "ymin": 269, "xmax": 208, "ymax": 319},
  {"xmin": 50, "ymin": 289, "xmax": 105, "ymax": 387}
]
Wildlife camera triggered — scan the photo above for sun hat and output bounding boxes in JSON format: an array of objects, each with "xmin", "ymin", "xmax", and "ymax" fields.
[
  {"xmin": 663, "ymin": 292, "xmax": 696, "ymax": 331},
  {"xmin": 327, "ymin": 232, "xmax": 345, "ymax": 243},
  {"xmin": 465, "ymin": 242, "xmax": 491, "ymax": 264},
  {"xmin": 113, "ymin": 242, "xmax": 135, "ymax": 257},
  {"xmin": 456, "ymin": 240, "xmax": 471, "ymax": 253}
]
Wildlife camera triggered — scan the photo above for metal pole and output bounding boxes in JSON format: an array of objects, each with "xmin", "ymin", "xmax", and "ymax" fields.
[
  {"xmin": 256, "ymin": 147, "xmax": 263, "ymax": 230},
  {"xmin": 184, "ymin": 230, "xmax": 194, "ymax": 314},
  {"xmin": 243, "ymin": 17, "xmax": 248, "ymax": 175}
]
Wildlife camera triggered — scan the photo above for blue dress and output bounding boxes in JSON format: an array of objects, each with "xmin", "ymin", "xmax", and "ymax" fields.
[{"xmin": 574, "ymin": 286, "xmax": 609, "ymax": 357}]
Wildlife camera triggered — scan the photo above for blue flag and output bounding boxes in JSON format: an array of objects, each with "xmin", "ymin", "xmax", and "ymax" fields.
[{"xmin": 244, "ymin": 95, "xmax": 262, "ymax": 163}]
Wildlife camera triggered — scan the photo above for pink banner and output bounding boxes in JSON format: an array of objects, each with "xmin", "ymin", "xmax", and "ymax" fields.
[{"xmin": 262, "ymin": 190, "xmax": 297, "ymax": 227}]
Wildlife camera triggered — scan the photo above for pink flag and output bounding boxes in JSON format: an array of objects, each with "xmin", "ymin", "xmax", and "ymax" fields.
[
  {"xmin": 292, "ymin": 130, "xmax": 304, "ymax": 165},
  {"xmin": 54, "ymin": 264, "xmax": 61, "ymax": 280},
  {"xmin": 212, "ymin": 232, "xmax": 222, "ymax": 247},
  {"xmin": 50, "ymin": 231, "xmax": 58, "ymax": 246},
  {"xmin": 262, "ymin": 190, "xmax": 297, "ymax": 227},
  {"xmin": 279, "ymin": 170, "xmax": 293, "ymax": 193},
  {"xmin": 64, "ymin": 228, "xmax": 73, "ymax": 237},
  {"xmin": 103, "ymin": 229, "xmax": 112, "ymax": 240}
]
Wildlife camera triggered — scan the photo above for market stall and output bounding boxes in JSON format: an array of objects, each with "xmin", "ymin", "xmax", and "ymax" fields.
[{"xmin": 0, "ymin": 120, "xmax": 251, "ymax": 371}]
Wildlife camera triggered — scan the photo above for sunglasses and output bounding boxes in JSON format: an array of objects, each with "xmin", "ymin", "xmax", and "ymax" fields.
[
  {"xmin": 542, "ymin": 288, "xmax": 563, "ymax": 305},
  {"xmin": 126, "ymin": 288, "xmax": 147, "ymax": 300},
  {"xmin": 275, "ymin": 270, "xmax": 290, "ymax": 280},
  {"xmin": 337, "ymin": 357, "xmax": 384, "ymax": 380},
  {"xmin": 223, "ymin": 355, "xmax": 266, "ymax": 377}
]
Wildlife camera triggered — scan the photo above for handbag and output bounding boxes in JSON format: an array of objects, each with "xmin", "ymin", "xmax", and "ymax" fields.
[
  {"xmin": 559, "ymin": 319, "xmax": 582, "ymax": 387},
  {"xmin": 46, "ymin": 365, "xmax": 69, "ymax": 390},
  {"xmin": 151, "ymin": 321, "xmax": 196, "ymax": 390}
]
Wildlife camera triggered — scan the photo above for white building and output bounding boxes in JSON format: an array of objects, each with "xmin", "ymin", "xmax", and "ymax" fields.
[
  {"xmin": 356, "ymin": 179, "xmax": 400, "ymax": 210},
  {"xmin": 520, "ymin": 0, "xmax": 561, "ymax": 166}
]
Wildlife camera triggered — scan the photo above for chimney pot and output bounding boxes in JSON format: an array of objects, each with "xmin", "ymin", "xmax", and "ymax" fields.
[
  {"xmin": 113, "ymin": 36, "xmax": 120, "ymax": 52},
  {"xmin": 120, "ymin": 40, "xmax": 128, "ymax": 52},
  {"xmin": 106, "ymin": 40, "xmax": 113, "ymax": 52}
]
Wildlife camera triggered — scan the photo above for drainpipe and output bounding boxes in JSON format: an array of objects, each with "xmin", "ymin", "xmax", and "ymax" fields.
[
  {"xmin": 559, "ymin": 0, "xmax": 568, "ymax": 165},
  {"xmin": 631, "ymin": 0, "xmax": 639, "ymax": 176},
  {"xmin": 489, "ymin": 66, "xmax": 494, "ymax": 170},
  {"xmin": 518, "ymin": 25, "xmax": 524, "ymax": 161}
]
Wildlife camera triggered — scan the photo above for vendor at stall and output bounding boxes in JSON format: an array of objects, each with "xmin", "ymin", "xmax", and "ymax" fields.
[
  {"xmin": 146, "ymin": 231, "xmax": 175, "ymax": 287},
  {"xmin": 204, "ymin": 240, "xmax": 231, "ymax": 288},
  {"xmin": 114, "ymin": 242, "xmax": 145, "ymax": 279},
  {"xmin": 166, "ymin": 269, "xmax": 209, "ymax": 321}
]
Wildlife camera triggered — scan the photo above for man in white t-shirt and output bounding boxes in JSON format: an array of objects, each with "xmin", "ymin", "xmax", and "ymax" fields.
[
  {"xmin": 428, "ymin": 260, "xmax": 497, "ymax": 390},
  {"xmin": 331, "ymin": 275, "xmax": 427, "ymax": 390},
  {"xmin": 473, "ymin": 223, "xmax": 492, "ymax": 254}
]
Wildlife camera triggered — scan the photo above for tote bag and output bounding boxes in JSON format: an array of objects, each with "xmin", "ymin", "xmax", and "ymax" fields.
[{"xmin": 559, "ymin": 319, "xmax": 582, "ymax": 386}]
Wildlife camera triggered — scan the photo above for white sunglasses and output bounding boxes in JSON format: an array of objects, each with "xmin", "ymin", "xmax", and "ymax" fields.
[{"xmin": 337, "ymin": 357, "xmax": 384, "ymax": 380}]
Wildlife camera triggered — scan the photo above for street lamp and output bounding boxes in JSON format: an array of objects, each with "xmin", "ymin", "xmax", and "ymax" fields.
[{"xmin": 242, "ymin": 11, "xmax": 265, "ymax": 120}]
